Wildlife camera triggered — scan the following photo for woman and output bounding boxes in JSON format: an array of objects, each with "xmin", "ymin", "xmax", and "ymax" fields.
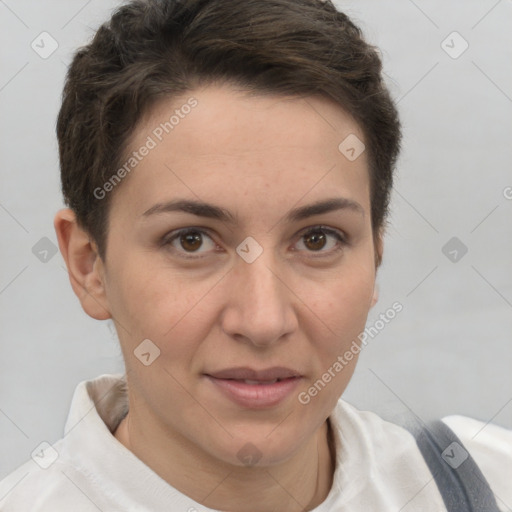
[{"xmin": 1, "ymin": 0, "xmax": 510, "ymax": 510}]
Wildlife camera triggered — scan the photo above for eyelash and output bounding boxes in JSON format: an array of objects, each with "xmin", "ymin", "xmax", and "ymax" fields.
[{"xmin": 161, "ymin": 225, "xmax": 348, "ymax": 260}]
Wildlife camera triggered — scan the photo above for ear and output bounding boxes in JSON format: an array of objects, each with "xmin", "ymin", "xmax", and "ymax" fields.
[
  {"xmin": 54, "ymin": 208, "xmax": 111, "ymax": 320},
  {"xmin": 370, "ymin": 284, "xmax": 379, "ymax": 308}
]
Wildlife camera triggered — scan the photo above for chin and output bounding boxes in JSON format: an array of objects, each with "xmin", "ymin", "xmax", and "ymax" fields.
[{"xmin": 208, "ymin": 423, "xmax": 310, "ymax": 469}]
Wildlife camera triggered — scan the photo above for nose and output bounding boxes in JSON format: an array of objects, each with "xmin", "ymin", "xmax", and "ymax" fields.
[{"xmin": 219, "ymin": 250, "xmax": 298, "ymax": 348}]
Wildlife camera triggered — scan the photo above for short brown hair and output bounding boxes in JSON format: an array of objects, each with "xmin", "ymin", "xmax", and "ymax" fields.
[{"xmin": 57, "ymin": 0, "xmax": 401, "ymax": 261}]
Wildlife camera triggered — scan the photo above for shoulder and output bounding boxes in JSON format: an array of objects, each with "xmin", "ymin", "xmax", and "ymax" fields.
[
  {"xmin": 0, "ymin": 373, "xmax": 128, "ymax": 511},
  {"xmin": 329, "ymin": 399, "xmax": 511, "ymax": 510},
  {"xmin": 328, "ymin": 399, "xmax": 447, "ymax": 509},
  {"xmin": 331, "ymin": 398, "xmax": 422, "ymax": 454},
  {"xmin": 0, "ymin": 439, "xmax": 119, "ymax": 512},
  {"xmin": 442, "ymin": 414, "xmax": 512, "ymax": 509},
  {"xmin": 0, "ymin": 440, "xmax": 87, "ymax": 511}
]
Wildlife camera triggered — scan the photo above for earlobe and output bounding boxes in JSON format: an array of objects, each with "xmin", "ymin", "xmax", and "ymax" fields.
[{"xmin": 54, "ymin": 208, "xmax": 111, "ymax": 321}]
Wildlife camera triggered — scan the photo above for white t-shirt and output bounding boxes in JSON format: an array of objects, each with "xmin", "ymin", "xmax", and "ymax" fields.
[{"xmin": 1, "ymin": 373, "xmax": 510, "ymax": 511}]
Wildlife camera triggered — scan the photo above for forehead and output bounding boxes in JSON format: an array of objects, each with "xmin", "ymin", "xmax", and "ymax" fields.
[
  {"xmin": 109, "ymin": 84, "xmax": 370, "ymax": 221},
  {"xmin": 138, "ymin": 85, "xmax": 364, "ymax": 156}
]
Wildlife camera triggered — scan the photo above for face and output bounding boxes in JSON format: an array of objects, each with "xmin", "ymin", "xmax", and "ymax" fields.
[{"xmin": 99, "ymin": 84, "xmax": 379, "ymax": 467}]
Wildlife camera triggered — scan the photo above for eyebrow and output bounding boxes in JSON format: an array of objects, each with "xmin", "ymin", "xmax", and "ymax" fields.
[{"xmin": 142, "ymin": 197, "xmax": 364, "ymax": 224}]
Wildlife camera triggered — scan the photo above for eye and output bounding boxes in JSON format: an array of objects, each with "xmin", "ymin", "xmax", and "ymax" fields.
[
  {"xmin": 162, "ymin": 228, "xmax": 217, "ymax": 259},
  {"xmin": 294, "ymin": 226, "xmax": 347, "ymax": 256},
  {"xmin": 162, "ymin": 225, "xmax": 347, "ymax": 260}
]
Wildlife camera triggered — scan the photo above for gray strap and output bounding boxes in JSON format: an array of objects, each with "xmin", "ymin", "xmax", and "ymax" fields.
[{"xmin": 411, "ymin": 419, "xmax": 501, "ymax": 512}]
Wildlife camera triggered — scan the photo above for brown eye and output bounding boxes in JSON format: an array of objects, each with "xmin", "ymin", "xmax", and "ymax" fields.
[
  {"xmin": 163, "ymin": 228, "xmax": 217, "ymax": 258},
  {"xmin": 180, "ymin": 231, "xmax": 203, "ymax": 252},
  {"xmin": 295, "ymin": 226, "xmax": 346, "ymax": 255},
  {"xmin": 303, "ymin": 231, "xmax": 327, "ymax": 251}
]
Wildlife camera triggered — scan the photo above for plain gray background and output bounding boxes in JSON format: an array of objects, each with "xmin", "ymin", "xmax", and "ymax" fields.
[{"xmin": 1, "ymin": 0, "xmax": 511, "ymax": 479}]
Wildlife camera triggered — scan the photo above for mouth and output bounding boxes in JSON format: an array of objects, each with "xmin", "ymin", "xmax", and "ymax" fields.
[
  {"xmin": 205, "ymin": 366, "xmax": 302, "ymax": 381},
  {"xmin": 204, "ymin": 367, "xmax": 303, "ymax": 409},
  {"xmin": 231, "ymin": 378, "xmax": 287, "ymax": 385}
]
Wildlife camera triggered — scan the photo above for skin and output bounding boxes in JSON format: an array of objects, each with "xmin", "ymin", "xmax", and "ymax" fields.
[{"xmin": 55, "ymin": 83, "xmax": 382, "ymax": 511}]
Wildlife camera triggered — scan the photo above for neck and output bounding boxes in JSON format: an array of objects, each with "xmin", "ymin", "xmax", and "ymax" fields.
[{"xmin": 114, "ymin": 411, "xmax": 335, "ymax": 511}]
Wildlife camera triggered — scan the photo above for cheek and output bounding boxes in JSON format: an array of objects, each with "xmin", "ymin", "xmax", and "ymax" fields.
[
  {"xmin": 311, "ymin": 263, "xmax": 375, "ymax": 336},
  {"xmin": 106, "ymin": 255, "xmax": 226, "ymax": 374},
  {"xmin": 305, "ymin": 261, "xmax": 375, "ymax": 383},
  {"xmin": 300, "ymin": 283, "xmax": 372, "ymax": 415},
  {"xmin": 105, "ymin": 256, "xmax": 188, "ymax": 339}
]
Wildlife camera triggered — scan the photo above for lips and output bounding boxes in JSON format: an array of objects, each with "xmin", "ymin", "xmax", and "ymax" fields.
[
  {"xmin": 206, "ymin": 366, "xmax": 302, "ymax": 382},
  {"xmin": 204, "ymin": 367, "xmax": 303, "ymax": 409}
]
